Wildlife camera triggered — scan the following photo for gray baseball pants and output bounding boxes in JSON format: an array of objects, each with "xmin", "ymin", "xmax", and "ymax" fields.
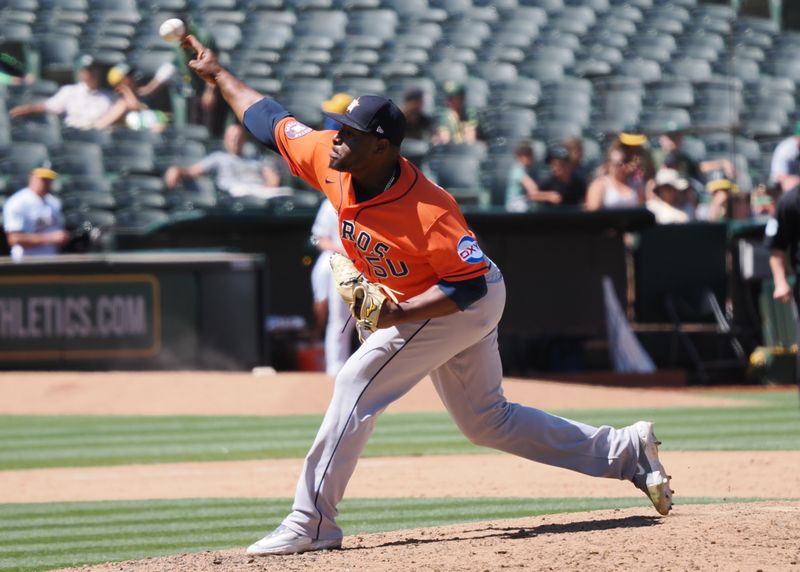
[{"xmin": 282, "ymin": 263, "xmax": 643, "ymax": 541}]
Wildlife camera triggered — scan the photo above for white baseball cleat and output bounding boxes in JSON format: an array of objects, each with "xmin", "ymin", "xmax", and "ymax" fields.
[
  {"xmin": 246, "ymin": 525, "xmax": 342, "ymax": 556},
  {"xmin": 632, "ymin": 420, "xmax": 674, "ymax": 516}
]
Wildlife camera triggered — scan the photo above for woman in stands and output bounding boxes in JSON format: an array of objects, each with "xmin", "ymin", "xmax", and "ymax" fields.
[{"xmin": 585, "ymin": 142, "xmax": 645, "ymax": 210}]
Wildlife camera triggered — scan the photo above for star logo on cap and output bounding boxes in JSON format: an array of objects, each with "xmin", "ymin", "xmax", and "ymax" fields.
[{"xmin": 347, "ymin": 97, "xmax": 360, "ymax": 113}]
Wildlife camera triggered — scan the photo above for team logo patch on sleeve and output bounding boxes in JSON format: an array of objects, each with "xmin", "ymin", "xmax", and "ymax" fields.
[
  {"xmin": 457, "ymin": 235, "xmax": 485, "ymax": 264},
  {"xmin": 285, "ymin": 121, "xmax": 312, "ymax": 139}
]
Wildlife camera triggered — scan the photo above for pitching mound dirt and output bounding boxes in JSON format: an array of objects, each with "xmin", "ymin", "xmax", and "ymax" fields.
[{"xmin": 56, "ymin": 502, "xmax": 800, "ymax": 572}]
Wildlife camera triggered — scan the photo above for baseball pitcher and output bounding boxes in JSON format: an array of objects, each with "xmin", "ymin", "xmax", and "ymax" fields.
[{"xmin": 182, "ymin": 34, "xmax": 673, "ymax": 556}]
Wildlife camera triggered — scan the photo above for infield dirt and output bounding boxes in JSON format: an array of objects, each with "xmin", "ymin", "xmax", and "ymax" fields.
[{"xmin": 4, "ymin": 372, "xmax": 799, "ymax": 571}]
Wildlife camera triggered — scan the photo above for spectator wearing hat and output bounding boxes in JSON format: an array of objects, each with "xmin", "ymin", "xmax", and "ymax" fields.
[
  {"xmin": 700, "ymin": 178, "xmax": 739, "ymax": 222},
  {"xmin": 538, "ymin": 145, "xmax": 587, "ymax": 207},
  {"xmin": 9, "ymin": 55, "xmax": 116, "ymax": 130},
  {"xmin": 504, "ymin": 143, "xmax": 562, "ymax": 211},
  {"xmin": 434, "ymin": 81, "xmax": 480, "ymax": 145},
  {"xmin": 586, "ymin": 143, "xmax": 645, "ymax": 211},
  {"xmin": 322, "ymin": 93, "xmax": 354, "ymax": 131},
  {"xmin": 3, "ymin": 165, "xmax": 68, "ymax": 260},
  {"xmin": 94, "ymin": 63, "xmax": 168, "ymax": 132},
  {"xmin": 647, "ymin": 169, "xmax": 691, "ymax": 224},
  {"xmin": 616, "ymin": 128, "xmax": 656, "ymax": 193},
  {"xmin": 769, "ymin": 121, "xmax": 800, "ymax": 191}
]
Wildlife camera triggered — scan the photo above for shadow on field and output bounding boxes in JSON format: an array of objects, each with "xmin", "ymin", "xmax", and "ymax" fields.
[{"xmin": 344, "ymin": 515, "xmax": 662, "ymax": 551}]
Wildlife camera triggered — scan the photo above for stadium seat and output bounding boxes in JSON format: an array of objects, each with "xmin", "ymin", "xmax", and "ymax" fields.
[
  {"xmin": 427, "ymin": 154, "xmax": 489, "ymax": 206},
  {"xmin": 665, "ymin": 58, "xmax": 711, "ymax": 83},
  {"xmin": 334, "ymin": 77, "xmax": 386, "ymax": 95},
  {"xmin": 471, "ymin": 62, "xmax": 518, "ymax": 84},
  {"xmin": 113, "ymin": 174, "xmax": 166, "ymax": 194},
  {"xmin": 491, "ymin": 77, "xmax": 541, "ymax": 108},
  {"xmin": 0, "ymin": 141, "xmax": 49, "ymax": 178},
  {"xmin": 480, "ymin": 108, "xmax": 537, "ymax": 143},
  {"xmin": 114, "ymin": 207, "xmax": 170, "ymax": 229},
  {"xmin": 10, "ymin": 115, "xmax": 62, "ymax": 149},
  {"xmin": 640, "ymin": 108, "xmax": 691, "ymax": 132},
  {"xmin": 518, "ymin": 0, "xmax": 563, "ymax": 12},
  {"xmin": 63, "ymin": 208, "xmax": 117, "ymax": 232},
  {"xmin": 592, "ymin": 15, "xmax": 636, "ymax": 37},
  {"xmin": 430, "ymin": 46, "xmax": 475, "ymax": 64},
  {"xmin": 52, "ymin": 143, "xmax": 105, "ymax": 179},
  {"xmin": 113, "ymin": 190, "xmax": 168, "ymax": 210},
  {"xmin": 646, "ymin": 78, "xmax": 694, "ymax": 108},
  {"xmin": 517, "ymin": 60, "xmax": 565, "ymax": 82},
  {"xmin": 617, "ymin": 58, "xmax": 661, "ymax": 83},
  {"xmin": 536, "ymin": 31, "xmax": 581, "ymax": 51},
  {"xmin": 36, "ymin": 34, "xmax": 80, "ymax": 83},
  {"xmin": 104, "ymin": 142, "xmax": 156, "ymax": 176},
  {"xmin": 530, "ymin": 45, "xmax": 576, "ymax": 68},
  {"xmin": 60, "ymin": 190, "xmax": 116, "ymax": 212}
]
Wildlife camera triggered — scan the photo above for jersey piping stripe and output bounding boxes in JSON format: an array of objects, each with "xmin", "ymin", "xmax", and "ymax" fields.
[
  {"xmin": 337, "ymin": 172, "xmax": 344, "ymax": 212},
  {"xmin": 312, "ymin": 319, "xmax": 431, "ymax": 540},
  {"xmin": 353, "ymin": 162, "xmax": 419, "ymax": 223}
]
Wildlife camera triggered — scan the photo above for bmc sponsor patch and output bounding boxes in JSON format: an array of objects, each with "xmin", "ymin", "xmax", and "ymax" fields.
[
  {"xmin": 285, "ymin": 121, "xmax": 312, "ymax": 139},
  {"xmin": 457, "ymin": 235, "xmax": 485, "ymax": 264}
]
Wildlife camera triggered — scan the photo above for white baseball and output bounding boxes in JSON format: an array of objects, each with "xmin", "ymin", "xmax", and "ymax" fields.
[{"xmin": 159, "ymin": 18, "xmax": 186, "ymax": 43}]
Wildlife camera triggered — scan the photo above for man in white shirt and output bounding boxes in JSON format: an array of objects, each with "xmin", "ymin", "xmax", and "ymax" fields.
[
  {"xmin": 3, "ymin": 166, "xmax": 69, "ymax": 260},
  {"xmin": 164, "ymin": 123, "xmax": 284, "ymax": 198},
  {"xmin": 9, "ymin": 55, "xmax": 115, "ymax": 130},
  {"xmin": 769, "ymin": 121, "xmax": 800, "ymax": 190}
]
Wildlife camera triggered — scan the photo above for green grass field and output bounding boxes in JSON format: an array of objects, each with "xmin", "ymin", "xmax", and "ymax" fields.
[
  {"xmin": 0, "ymin": 389, "xmax": 798, "ymax": 571},
  {"xmin": 0, "ymin": 496, "xmax": 762, "ymax": 572},
  {"xmin": 1, "ymin": 392, "xmax": 798, "ymax": 470}
]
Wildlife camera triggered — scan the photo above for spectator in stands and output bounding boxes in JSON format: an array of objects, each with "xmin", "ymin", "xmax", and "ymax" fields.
[
  {"xmin": 646, "ymin": 168, "xmax": 690, "ymax": 224},
  {"xmin": 769, "ymin": 121, "xmax": 800, "ymax": 191},
  {"xmin": 434, "ymin": 81, "xmax": 480, "ymax": 145},
  {"xmin": 93, "ymin": 63, "xmax": 168, "ymax": 132},
  {"xmin": 585, "ymin": 143, "xmax": 645, "ymax": 210},
  {"xmin": 321, "ymin": 93, "xmax": 354, "ymax": 131},
  {"xmin": 505, "ymin": 143, "xmax": 562, "ymax": 211},
  {"xmin": 618, "ymin": 128, "xmax": 656, "ymax": 194},
  {"xmin": 698, "ymin": 178, "xmax": 738, "ymax": 222},
  {"xmin": 401, "ymin": 88, "xmax": 434, "ymax": 142},
  {"xmin": 538, "ymin": 145, "xmax": 588, "ymax": 207},
  {"xmin": 652, "ymin": 127, "xmax": 735, "ymax": 184},
  {"xmin": 164, "ymin": 123, "xmax": 283, "ymax": 198},
  {"xmin": 563, "ymin": 136, "xmax": 590, "ymax": 183},
  {"xmin": 2, "ymin": 164, "xmax": 68, "ymax": 261},
  {"xmin": 9, "ymin": 55, "xmax": 115, "ymax": 130}
]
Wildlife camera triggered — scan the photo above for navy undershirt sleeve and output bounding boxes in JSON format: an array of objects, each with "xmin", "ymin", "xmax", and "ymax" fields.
[
  {"xmin": 436, "ymin": 275, "xmax": 488, "ymax": 311},
  {"xmin": 242, "ymin": 97, "xmax": 292, "ymax": 152}
]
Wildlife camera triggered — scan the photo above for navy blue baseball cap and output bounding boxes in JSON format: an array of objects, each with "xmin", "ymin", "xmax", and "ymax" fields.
[{"xmin": 322, "ymin": 94, "xmax": 406, "ymax": 147}]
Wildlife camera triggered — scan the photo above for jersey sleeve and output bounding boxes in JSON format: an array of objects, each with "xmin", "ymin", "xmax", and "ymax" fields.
[
  {"xmin": 271, "ymin": 116, "xmax": 332, "ymax": 190},
  {"xmin": 2, "ymin": 198, "xmax": 25, "ymax": 233},
  {"xmin": 425, "ymin": 212, "xmax": 489, "ymax": 281}
]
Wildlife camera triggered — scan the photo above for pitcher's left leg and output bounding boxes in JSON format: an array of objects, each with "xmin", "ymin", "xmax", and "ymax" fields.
[{"xmin": 430, "ymin": 328, "xmax": 641, "ymax": 480}]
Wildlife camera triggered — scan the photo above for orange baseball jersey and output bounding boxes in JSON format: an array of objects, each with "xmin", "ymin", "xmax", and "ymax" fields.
[{"xmin": 273, "ymin": 117, "xmax": 489, "ymax": 301}]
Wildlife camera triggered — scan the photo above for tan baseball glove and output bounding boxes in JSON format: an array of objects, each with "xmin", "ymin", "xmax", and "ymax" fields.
[{"xmin": 329, "ymin": 253, "xmax": 395, "ymax": 336}]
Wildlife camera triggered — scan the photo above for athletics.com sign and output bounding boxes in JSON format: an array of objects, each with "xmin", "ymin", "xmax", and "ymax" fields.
[{"xmin": 0, "ymin": 274, "xmax": 160, "ymax": 359}]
